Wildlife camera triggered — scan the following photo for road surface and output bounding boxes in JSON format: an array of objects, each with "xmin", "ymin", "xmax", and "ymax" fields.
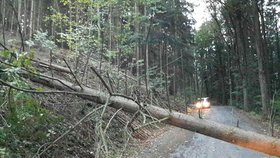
[
  {"xmin": 131, "ymin": 106, "xmax": 275, "ymax": 158},
  {"xmin": 170, "ymin": 106, "xmax": 272, "ymax": 158}
]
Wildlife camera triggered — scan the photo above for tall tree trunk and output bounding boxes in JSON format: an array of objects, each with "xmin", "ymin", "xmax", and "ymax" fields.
[
  {"xmin": 17, "ymin": 0, "xmax": 21, "ymax": 39},
  {"xmin": 160, "ymin": 41, "xmax": 163, "ymax": 93},
  {"xmin": 109, "ymin": 5, "xmax": 112, "ymax": 52},
  {"xmin": 36, "ymin": 0, "xmax": 41, "ymax": 30},
  {"xmin": 23, "ymin": 0, "xmax": 27, "ymax": 37},
  {"xmin": 229, "ymin": 70, "xmax": 233, "ymax": 106},
  {"xmin": 2, "ymin": 0, "xmax": 6, "ymax": 45},
  {"xmin": 135, "ymin": 2, "xmax": 140, "ymax": 86},
  {"xmin": 234, "ymin": 13, "xmax": 249, "ymax": 110},
  {"xmin": 29, "ymin": 0, "xmax": 34, "ymax": 39},
  {"xmin": 10, "ymin": 0, "xmax": 14, "ymax": 34},
  {"xmin": 252, "ymin": 0, "xmax": 270, "ymax": 117},
  {"xmin": 97, "ymin": 7, "xmax": 102, "ymax": 72},
  {"xmin": 173, "ymin": 64, "xmax": 176, "ymax": 100},
  {"xmin": 241, "ymin": 23, "xmax": 249, "ymax": 111},
  {"xmin": 166, "ymin": 43, "xmax": 170, "ymax": 106},
  {"xmin": 180, "ymin": 50, "xmax": 187, "ymax": 106},
  {"xmin": 144, "ymin": 6, "xmax": 149, "ymax": 95},
  {"xmin": 276, "ymin": 20, "xmax": 280, "ymax": 89},
  {"xmin": 259, "ymin": 0, "xmax": 271, "ymax": 99}
]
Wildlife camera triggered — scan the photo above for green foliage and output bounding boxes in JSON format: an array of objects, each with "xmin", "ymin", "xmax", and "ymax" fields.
[
  {"xmin": 0, "ymin": 92, "xmax": 63, "ymax": 157},
  {"xmin": 148, "ymin": 65, "xmax": 165, "ymax": 90},
  {"xmin": 59, "ymin": 25, "xmax": 98, "ymax": 53},
  {"xmin": 0, "ymin": 51, "xmax": 35, "ymax": 84},
  {"xmin": 272, "ymin": 93, "xmax": 280, "ymax": 119},
  {"xmin": 273, "ymin": 98, "xmax": 280, "ymax": 111},
  {"xmin": 0, "ymin": 50, "xmax": 62, "ymax": 156},
  {"xmin": 33, "ymin": 31, "xmax": 57, "ymax": 50},
  {"xmin": 0, "ymin": 92, "xmax": 62, "ymax": 156}
]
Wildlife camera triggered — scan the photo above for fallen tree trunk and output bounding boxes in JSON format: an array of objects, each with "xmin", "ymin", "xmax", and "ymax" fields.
[
  {"xmin": 32, "ymin": 59, "xmax": 71, "ymax": 73},
  {"xmin": 24, "ymin": 74, "xmax": 280, "ymax": 156}
]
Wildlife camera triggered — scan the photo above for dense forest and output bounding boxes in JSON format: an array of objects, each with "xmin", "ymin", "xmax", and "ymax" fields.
[{"xmin": 0, "ymin": 0, "xmax": 280, "ymax": 157}]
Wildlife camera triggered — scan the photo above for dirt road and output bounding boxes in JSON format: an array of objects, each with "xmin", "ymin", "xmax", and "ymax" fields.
[{"xmin": 132, "ymin": 106, "xmax": 275, "ymax": 158}]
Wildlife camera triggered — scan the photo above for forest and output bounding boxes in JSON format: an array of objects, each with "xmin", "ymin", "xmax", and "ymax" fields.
[{"xmin": 0, "ymin": 0, "xmax": 280, "ymax": 157}]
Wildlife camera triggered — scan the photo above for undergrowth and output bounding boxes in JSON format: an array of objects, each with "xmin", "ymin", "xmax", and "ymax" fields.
[{"xmin": 0, "ymin": 92, "xmax": 63, "ymax": 157}]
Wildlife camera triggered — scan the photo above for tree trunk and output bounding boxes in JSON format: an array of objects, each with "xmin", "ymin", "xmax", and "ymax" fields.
[
  {"xmin": 23, "ymin": 0, "xmax": 27, "ymax": 37},
  {"xmin": 180, "ymin": 50, "xmax": 187, "ymax": 106},
  {"xmin": 17, "ymin": 0, "xmax": 21, "ymax": 39},
  {"xmin": 144, "ymin": 6, "xmax": 149, "ymax": 95},
  {"xmin": 29, "ymin": 0, "xmax": 34, "ymax": 39},
  {"xmin": 2, "ymin": 0, "xmax": 6, "ymax": 45},
  {"xmin": 160, "ymin": 41, "xmax": 163, "ymax": 92},
  {"xmin": 275, "ymin": 20, "xmax": 280, "ymax": 89},
  {"xmin": 236, "ymin": 15, "xmax": 249, "ymax": 110},
  {"xmin": 135, "ymin": 2, "xmax": 140, "ymax": 86},
  {"xmin": 252, "ymin": 0, "xmax": 270, "ymax": 117},
  {"xmin": 10, "ymin": 0, "xmax": 14, "ymax": 34},
  {"xmin": 259, "ymin": 0, "xmax": 271, "ymax": 101},
  {"xmin": 36, "ymin": 0, "xmax": 41, "ymax": 30},
  {"xmin": 23, "ymin": 72, "xmax": 280, "ymax": 157}
]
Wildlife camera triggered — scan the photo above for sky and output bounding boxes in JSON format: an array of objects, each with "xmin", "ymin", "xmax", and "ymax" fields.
[{"xmin": 188, "ymin": 0, "xmax": 211, "ymax": 29}]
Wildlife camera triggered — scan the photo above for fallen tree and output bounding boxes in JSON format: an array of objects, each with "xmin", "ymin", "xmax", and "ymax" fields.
[
  {"xmin": 1, "ymin": 56, "xmax": 279, "ymax": 156},
  {"xmin": 17, "ymin": 72, "xmax": 279, "ymax": 157}
]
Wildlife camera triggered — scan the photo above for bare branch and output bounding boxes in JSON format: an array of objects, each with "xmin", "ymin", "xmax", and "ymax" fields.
[
  {"xmin": 63, "ymin": 58, "xmax": 83, "ymax": 90},
  {"xmin": 134, "ymin": 116, "xmax": 169, "ymax": 131},
  {"xmin": 36, "ymin": 97, "xmax": 110, "ymax": 157},
  {"xmin": 0, "ymin": 78, "xmax": 89, "ymax": 96},
  {"xmin": 90, "ymin": 67, "xmax": 112, "ymax": 95},
  {"xmin": 106, "ymin": 72, "xmax": 114, "ymax": 93},
  {"xmin": 0, "ymin": 59, "xmax": 76, "ymax": 91},
  {"xmin": 0, "ymin": 42, "xmax": 9, "ymax": 50},
  {"xmin": 104, "ymin": 108, "xmax": 123, "ymax": 133}
]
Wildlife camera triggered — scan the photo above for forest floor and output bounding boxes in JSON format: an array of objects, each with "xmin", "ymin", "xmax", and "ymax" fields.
[{"xmin": 128, "ymin": 106, "xmax": 280, "ymax": 158}]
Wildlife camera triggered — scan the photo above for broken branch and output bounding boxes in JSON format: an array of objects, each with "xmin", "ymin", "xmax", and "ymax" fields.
[
  {"xmin": 90, "ymin": 67, "xmax": 112, "ymax": 95},
  {"xmin": 63, "ymin": 58, "xmax": 83, "ymax": 90}
]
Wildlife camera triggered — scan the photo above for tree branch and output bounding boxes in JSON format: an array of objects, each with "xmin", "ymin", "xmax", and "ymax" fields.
[
  {"xmin": 63, "ymin": 58, "xmax": 83, "ymax": 90},
  {"xmin": 0, "ymin": 78, "xmax": 89, "ymax": 96},
  {"xmin": 106, "ymin": 72, "xmax": 114, "ymax": 93},
  {"xmin": 0, "ymin": 59, "xmax": 76, "ymax": 91},
  {"xmin": 0, "ymin": 42, "xmax": 9, "ymax": 50},
  {"xmin": 36, "ymin": 97, "xmax": 110, "ymax": 157},
  {"xmin": 90, "ymin": 67, "xmax": 112, "ymax": 95}
]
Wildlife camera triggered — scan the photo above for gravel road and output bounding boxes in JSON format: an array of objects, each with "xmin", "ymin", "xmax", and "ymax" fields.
[
  {"xmin": 170, "ymin": 106, "xmax": 274, "ymax": 158},
  {"xmin": 131, "ymin": 106, "xmax": 276, "ymax": 158}
]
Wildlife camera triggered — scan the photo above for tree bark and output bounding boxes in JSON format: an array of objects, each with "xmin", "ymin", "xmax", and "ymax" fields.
[
  {"xmin": 17, "ymin": 0, "xmax": 21, "ymax": 39},
  {"xmin": 36, "ymin": 0, "xmax": 41, "ymax": 31},
  {"xmin": 252, "ymin": 0, "xmax": 270, "ymax": 117},
  {"xmin": 134, "ymin": 2, "xmax": 141, "ymax": 86},
  {"xmin": 2, "ymin": 0, "xmax": 6, "ymax": 45},
  {"xmin": 275, "ymin": 19, "xmax": 280, "ymax": 89},
  {"xmin": 144, "ymin": 6, "xmax": 149, "ymax": 95},
  {"xmin": 10, "ymin": 0, "xmax": 14, "ymax": 34},
  {"xmin": 24, "ymin": 72, "xmax": 280, "ymax": 157},
  {"xmin": 29, "ymin": 0, "xmax": 34, "ymax": 39},
  {"xmin": 23, "ymin": 0, "xmax": 27, "ymax": 37}
]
